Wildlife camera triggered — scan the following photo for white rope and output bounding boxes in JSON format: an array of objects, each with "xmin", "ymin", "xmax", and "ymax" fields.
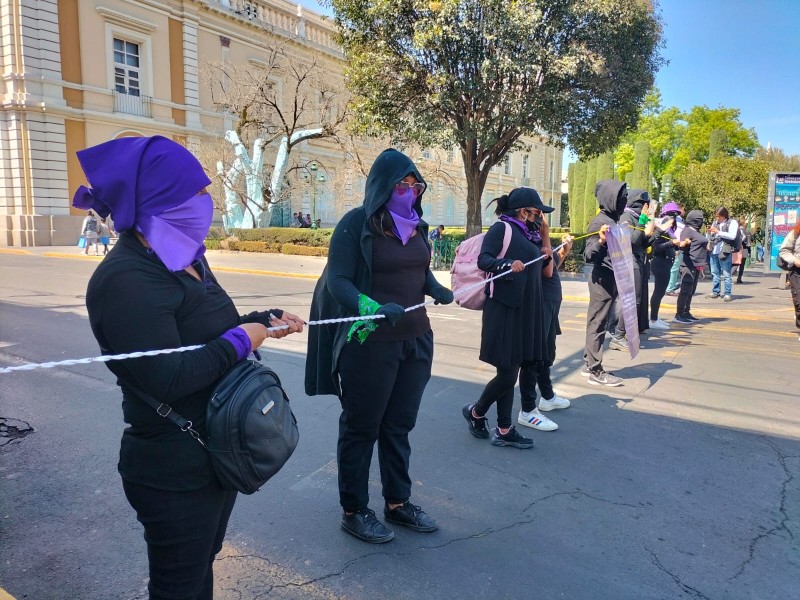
[{"xmin": 0, "ymin": 240, "xmax": 569, "ymax": 375}]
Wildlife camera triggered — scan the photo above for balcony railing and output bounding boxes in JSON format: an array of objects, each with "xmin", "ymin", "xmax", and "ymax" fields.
[{"xmin": 113, "ymin": 91, "xmax": 153, "ymax": 118}]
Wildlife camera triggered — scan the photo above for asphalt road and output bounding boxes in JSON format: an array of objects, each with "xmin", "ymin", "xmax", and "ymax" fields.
[{"xmin": 1, "ymin": 251, "xmax": 798, "ymax": 600}]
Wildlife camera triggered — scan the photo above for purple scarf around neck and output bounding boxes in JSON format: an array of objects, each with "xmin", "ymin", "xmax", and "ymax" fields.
[
  {"xmin": 500, "ymin": 214, "xmax": 537, "ymax": 242},
  {"xmin": 384, "ymin": 188, "xmax": 420, "ymax": 245}
]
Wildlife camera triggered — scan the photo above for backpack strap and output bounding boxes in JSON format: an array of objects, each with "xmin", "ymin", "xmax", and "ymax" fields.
[
  {"xmin": 489, "ymin": 222, "xmax": 513, "ymax": 298},
  {"xmin": 125, "ymin": 379, "xmax": 207, "ymax": 447}
]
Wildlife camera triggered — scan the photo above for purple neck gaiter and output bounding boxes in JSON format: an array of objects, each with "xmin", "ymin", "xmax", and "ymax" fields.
[
  {"xmin": 500, "ymin": 214, "xmax": 534, "ymax": 241},
  {"xmin": 137, "ymin": 193, "xmax": 214, "ymax": 271},
  {"xmin": 385, "ymin": 188, "xmax": 420, "ymax": 245}
]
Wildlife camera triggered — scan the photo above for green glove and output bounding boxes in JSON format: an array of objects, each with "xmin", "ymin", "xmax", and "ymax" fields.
[
  {"xmin": 346, "ymin": 294, "xmax": 382, "ymax": 344},
  {"xmin": 638, "ymin": 212, "xmax": 650, "ymax": 226}
]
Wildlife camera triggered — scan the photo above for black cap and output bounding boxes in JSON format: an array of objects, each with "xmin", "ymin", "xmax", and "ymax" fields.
[{"xmin": 507, "ymin": 187, "xmax": 555, "ymax": 213}]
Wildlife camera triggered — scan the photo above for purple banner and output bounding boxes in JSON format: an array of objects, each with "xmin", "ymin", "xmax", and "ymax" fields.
[{"xmin": 606, "ymin": 224, "xmax": 640, "ymax": 359}]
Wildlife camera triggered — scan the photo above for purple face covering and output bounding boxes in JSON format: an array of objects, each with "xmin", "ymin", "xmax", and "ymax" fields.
[
  {"xmin": 137, "ymin": 193, "xmax": 214, "ymax": 271},
  {"xmin": 385, "ymin": 187, "xmax": 420, "ymax": 245},
  {"xmin": 500, "ymin": 214, "xmax": 534, "ymax": 241}
]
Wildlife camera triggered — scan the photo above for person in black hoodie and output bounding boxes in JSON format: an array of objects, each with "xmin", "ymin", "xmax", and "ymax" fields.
[
  {"xmin": 461, "ymin": 188, "xmax": 553, "ymax": 449},
  {"xmin": 581, "ymin": 180, "xmax": 628, "ymax": 387},
  {"xmin": 673, "ymin": 209, "xmax": 708, "ymax": 324},
  {"xmin": 305, "ymin": 149, "xmax": 453, "ymax": 544}
]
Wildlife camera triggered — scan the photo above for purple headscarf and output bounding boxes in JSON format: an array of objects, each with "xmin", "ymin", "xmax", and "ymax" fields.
[
  {"xmin": 72, "ymin": 136, "xmax": 212, "ymax": 271},
  {"xmin": 385, "ymin": 187, "xmax": 420, "ymax": 245}
]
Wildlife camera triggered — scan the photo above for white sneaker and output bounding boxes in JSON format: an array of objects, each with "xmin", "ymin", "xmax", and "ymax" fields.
[
  {"xmin": 649, "ymin": 318, "xmax": 670, "ymax": 330},
  {"xmin": 538, "ymin": 394, "xmax": 571, "ymax": 411},
  {"xmin": 518, "ymin": 408, "xmax": 558, "ymax": 431}
]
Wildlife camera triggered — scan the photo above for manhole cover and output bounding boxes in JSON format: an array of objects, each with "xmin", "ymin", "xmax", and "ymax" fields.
[{"xmin": 0, "ymin": 418, "xmax": 34, "ymax": 448}]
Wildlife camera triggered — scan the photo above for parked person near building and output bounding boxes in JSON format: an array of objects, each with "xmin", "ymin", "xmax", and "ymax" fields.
[
  {"xmin": 462, "ymin": 187, "xmax": 551, "ymax": 448},
  {"xmin": 736, "ymin": 218, "xmax": 751, "ymax": 284},
  {"xmin": 779, "ymin": 223, "xmax": 800, "ymax": 341},
  {"xmin": 674, "ymin": 210, "xmax": 708, "ymax": 324},
  {"xmin": 76, "ymin": 135, "xmax": 304, "ymax": 599},
  {"xmin": 306, "ymin": 148, "xmax": 453, "ymax": 544},
  {"xmin": 650, "ymin": 202, "xmax": 687, "ymax": 328},
  {"xmin": 706, "ymin": 207, "xmax": 740, "ymax": 302},
  {"xmin": 581, "ymin": 180, "xmax": 629, "ymax": 387}
]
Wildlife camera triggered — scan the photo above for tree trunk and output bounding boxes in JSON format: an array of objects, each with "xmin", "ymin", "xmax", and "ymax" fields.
[{"xmin": 465, "ymin": 170, "xmax": 485, "ymax": 238}]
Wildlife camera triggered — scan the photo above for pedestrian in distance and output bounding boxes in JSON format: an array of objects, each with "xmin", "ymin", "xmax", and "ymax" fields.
[
  {"xmin": 518, "ymin": 228, "xmax": 573, "ymax": 432},
  {"xmin": 753, "ymin": 226, "xmax": 765, "ymax": 262},
  {"xmin": 75, "ymin": 136, "xmax": 304, "ymax": 600},
  {"xmin": 98, "ymin": 217, "xmax": 112, "ymax": 255},
  {"xmin": 778, "ymin": 222, "xmax": 800, "ymax": 341},
  {"xmin": 305, "ymin": 148, "xmax": 454, "ymax": 544},
  {"xmin": 462, "ymin": 187, "xmax": 552, "ymax": 448},
  {"xmin": 81, "ymin": 210, "xmax": 99, "ymax": 255},
  {"xmin": 673, "ymin": 209, "xmax": 708, "ymax": 324},
  {"xmin": 706, "ymin": 207, "xmax": 739, "ymax": 302},
  {"xmin": 428, "ymin": 224, "xmax": 445, "ymax": 269},
  {"xmin": 649, "ymin": 202, "xmax": 687, "ymax": 328},
  {"xmin": 736, "ymin": 217, "xmax": 751, "ymax": 284},
  {"xmin": 581, "ymin": 180, "xmax": 629, "ymax": 387}
]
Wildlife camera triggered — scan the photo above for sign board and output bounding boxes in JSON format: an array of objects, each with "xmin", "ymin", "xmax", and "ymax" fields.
[{"xmin": 765, "ymin": 172, "xmax": 800, "ymax": 273}]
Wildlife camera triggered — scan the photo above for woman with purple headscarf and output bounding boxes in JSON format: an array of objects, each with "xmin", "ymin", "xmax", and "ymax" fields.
[
  {"xmin": 305, "ymin": 148, "xmax": 453, "ymax": 544},
  {"xmin": 76, "ymin": 136, "xmax": 304, "ymax": 599},
  {"xmin": 649, "ymin": 202, "xmax": 685, "ymax": 327}
]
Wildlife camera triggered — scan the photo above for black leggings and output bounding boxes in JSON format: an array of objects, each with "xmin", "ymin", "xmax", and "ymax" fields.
[
  {"xmin": 650, "ymin": 256, "xmax": 673, "ymax": 321},
  {"xmin": 677, "ymin": 267, "xmax": 699, "ymax": 316},
  {"xmin": 474, "ymin": 364, "xmax": 529, "ymax": 428}
]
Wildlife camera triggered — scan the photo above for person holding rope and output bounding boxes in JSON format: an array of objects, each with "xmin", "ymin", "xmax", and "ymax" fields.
[
  {"xmin": 306, "ymin": 148, "xmax": 453, "ymax": 544},
  {"xmin": 649, "ymin": 202, "xmax": 687, "ymax": 328},
  {"xmin": 462, "ymin": 187, "xmax": 552, "ymax": 448},
  {"xmin": 75, "ymin": 136, "xmax": 304, "ymax": 600}
]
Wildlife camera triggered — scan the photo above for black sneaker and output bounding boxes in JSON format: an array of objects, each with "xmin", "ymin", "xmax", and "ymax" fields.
[
  {"xmin": 341, "ymin": 508, "xmax": 394, "ymax": 544},
  {"xmin": 609, "ymin": 337, "xmax": 629, "ymax": 351},
  {"xmin": 491, "ymin": 426, "xmax": 534, "ymax": 449},
  {"xmin": 672, "ymin": 314, "xmax": 692, "ymax": 324},
  {"xmin": 384, "ymin": 501, "xmax": 438, "ymax": 532},
  {"xmin": 588, "ymin": 370, "xmax": 623, "ymax": 387},
  {"xmin": 462, "ymin": 404, "xmax": 489, "ymax": 439},
  {"xmin": 685, "ymin": 313, "xmax": 701, "ymax": 322}
]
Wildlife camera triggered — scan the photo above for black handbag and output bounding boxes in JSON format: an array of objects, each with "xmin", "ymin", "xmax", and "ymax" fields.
[{"xmin": 133, "ymin": 360, "xmax": 299, "ymax": 494}]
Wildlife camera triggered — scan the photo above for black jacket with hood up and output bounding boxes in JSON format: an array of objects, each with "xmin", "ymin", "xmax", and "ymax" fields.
[
  {"xmin": 584, "ymin": 180, "xmax": 628, "ymax": 272},
  {"xmin": 305, "ymin": 149, "xmax": 448, "ymax": 396},
  {"xmin": 680, "ymin": 210, "xmax": 708, "ymax": 270},
  {"xmin": 618, "ymin": 189, "xmax": 655, "ymax": 263}
]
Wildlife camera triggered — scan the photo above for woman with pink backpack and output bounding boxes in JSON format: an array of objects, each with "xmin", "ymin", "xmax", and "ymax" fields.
[{"xmin": 461, "ymin": 187, "xmax": 553, "ymax": 449}]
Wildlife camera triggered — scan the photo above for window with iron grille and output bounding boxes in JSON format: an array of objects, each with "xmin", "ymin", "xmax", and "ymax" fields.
[{"xmin": 114, "ymin": 38, "xmax": 141, "ymax": 96}]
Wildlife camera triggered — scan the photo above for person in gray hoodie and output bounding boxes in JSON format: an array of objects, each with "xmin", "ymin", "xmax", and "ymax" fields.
[{"xmin": 581, "ymin": 180, "xmax": 628, "ymax": 387}]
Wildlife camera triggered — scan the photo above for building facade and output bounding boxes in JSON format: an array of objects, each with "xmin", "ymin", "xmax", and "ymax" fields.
[{"xmin": 0, "ymin": 0, "xmax": 563, "ymax": 246}]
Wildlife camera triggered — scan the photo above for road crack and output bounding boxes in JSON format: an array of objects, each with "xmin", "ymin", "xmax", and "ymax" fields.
[{"xmin": 645, "ymin": 546, "xmax": 710, "ymax": 599}]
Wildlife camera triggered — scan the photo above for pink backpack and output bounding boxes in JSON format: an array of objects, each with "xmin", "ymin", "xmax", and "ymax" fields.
[{"xmin": 450, "ymin": 222, "xmax": 512, "ymax": 310}]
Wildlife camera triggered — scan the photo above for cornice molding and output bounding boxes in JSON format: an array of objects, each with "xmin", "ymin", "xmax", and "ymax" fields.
[{"xmin": 96, "ymin": 6, "xmax": 158, "ymax": 33}]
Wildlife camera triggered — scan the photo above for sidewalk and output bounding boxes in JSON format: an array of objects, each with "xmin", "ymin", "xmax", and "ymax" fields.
[{"xmin": 2, "ymin": 246, "xmax": 788, "ymax": 313}]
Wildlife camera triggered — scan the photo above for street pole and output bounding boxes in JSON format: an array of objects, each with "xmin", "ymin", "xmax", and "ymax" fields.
[{"xmin": 310, "ymin": 161, "xmax": 318, "ymax": 230}]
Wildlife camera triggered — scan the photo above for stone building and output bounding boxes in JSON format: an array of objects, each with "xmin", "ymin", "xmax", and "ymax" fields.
[{"xmin": 0, "ymin": 0, "xmax": 563, "ymax": 246}]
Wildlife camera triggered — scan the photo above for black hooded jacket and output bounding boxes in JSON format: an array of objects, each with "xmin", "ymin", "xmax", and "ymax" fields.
[
  {"xmin": 618, "ymin": 189, "xmax": 655, "ymax": 263},
  {"xmin": 305, "ymin": 149, "xmax": 447, "ymax": 396},
  {"xmin": 584, "ymin": 180, "xmax": 628, "ymax": 272},
  {"xmin": 680, "ymin": 209, "xmax": 708, "ymax": 270}
]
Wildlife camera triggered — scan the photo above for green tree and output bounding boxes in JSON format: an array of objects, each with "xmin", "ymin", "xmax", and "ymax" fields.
[
  {"xmin": 708, "ymin": 128, "xmax": 728, "ymax": 158},
  {"xmin": 582, "ymin": 158, "xmax": 598, "ymax": 231},
  {"xmin": 330, "ymin": 0, "xmax": 664, "ymax": 236},
  {"xmin": 596, "ymin": 151, "xmax": 615, "ymax": 180},
  {"xmin": 570, "ymin": 161, "xmax": 587, "ymax": 232},
  {"xmin": 614, "ymin": 143, "xmax": 635, "ymax": 182},
  {"xmin": 671, "ymin": 156, "xmax": 770, "ymax": 218},
  {"xmin": 566, "ymin": 162, "xmax": 576, "ymax": 228},
  {"xmin": 630, "ymin": 140, "xmax": 651, "ymax": 191},
  {"xmin": 755, "ymin": 147, "xmax": 800, "ymax": 172},
  {"xmin": 682, "ymin": 105, "xmax": 759, "ymax": 162}
]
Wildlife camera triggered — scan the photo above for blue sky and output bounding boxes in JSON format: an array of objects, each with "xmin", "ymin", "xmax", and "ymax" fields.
[{"xmin": 299, "ymin": 0, "xmax": 800, "ymax": 169}]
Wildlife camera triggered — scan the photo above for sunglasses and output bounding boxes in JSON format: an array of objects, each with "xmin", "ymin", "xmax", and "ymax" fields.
[{"xmin": 395, "ymin": 181, "xmax": 427, "ymax": 196}]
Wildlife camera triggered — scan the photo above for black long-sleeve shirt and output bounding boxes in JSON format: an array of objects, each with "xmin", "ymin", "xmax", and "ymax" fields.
[{"xmin": 86, "ymin": 232, "xmax": 278, "ymax": 490}]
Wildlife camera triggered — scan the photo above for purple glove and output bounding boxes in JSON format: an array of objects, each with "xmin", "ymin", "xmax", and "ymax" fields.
[{"xmin": 220, "ymin": 327, "xmax": 252, "ymax": 361}]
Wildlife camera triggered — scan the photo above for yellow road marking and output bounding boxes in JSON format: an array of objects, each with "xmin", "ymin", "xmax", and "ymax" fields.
[
  {"xmin": 0, "ymin": 587, "xmax": 17, "ymax": 600},
  {"xmin": 42, "ymin": 252, "xmax": 102, "ymax": 260},
  {"xmin": 0, "ymin": 248, "xmax": 32, "ymax": 255},
  {"xmin": 213, "ymin": 266, "xmax": 320, "ymax": 280}
]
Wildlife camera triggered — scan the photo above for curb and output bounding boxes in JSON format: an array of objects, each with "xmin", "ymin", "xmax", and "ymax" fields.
[
  {"xmin": 213, "ymin": 266, "xmax": 319, "ymax": 280},
  {"xmin": 0, "ymin": 248, "xmax": 32, "ymax": 255}
]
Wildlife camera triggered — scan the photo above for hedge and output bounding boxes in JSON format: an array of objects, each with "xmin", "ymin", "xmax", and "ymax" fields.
[
  {"xmin": 229, "ymin": 227, "xmax": 332, "ymax": 247},
  {"xmin": 281, "ymin": 243, "xmax": 328, "ymax": 257}
]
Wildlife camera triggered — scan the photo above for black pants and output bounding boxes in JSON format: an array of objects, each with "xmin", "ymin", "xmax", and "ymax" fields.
[
  {"xmin": 519, "ymin": 300, "xmax": 559, "ymax": 411},
  {"xmin": 638, "ymin": 259, "xmax": 650, "ymax": 331},
  {"xmin": 736, "ymin": 253, "xmax": 747, "ymax": 282},
  {"xmin": 789, "ymin": 270, "xmax": 800, "ymax": 329},
  {"xmin": 475, "ymin": 363, "xmax": 533, "ymax": 428},
  {"xmin": 337, "ymin": 331, "xmax": 433, "ymax": 512},
  {"xmin": 650, "ymin": 255, "xmax": 673, "ymax": 321},
  {"xmin": 584, "ymin": 268, "xmax": 617, "ymax": 373},
  {"xmin": 122, "ymin": 480, "xmax": 237, "ymax": 600},
  {"xmin": 677, "ymin": 267, "xmax": 699, "ymax": 316}
]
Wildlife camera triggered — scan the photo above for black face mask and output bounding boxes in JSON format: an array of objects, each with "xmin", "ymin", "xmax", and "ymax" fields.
[{"xmin": 526, "ymin": 214, "xmax": 542, "ymax": 232}]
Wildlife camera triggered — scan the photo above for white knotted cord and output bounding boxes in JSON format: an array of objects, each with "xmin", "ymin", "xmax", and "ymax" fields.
[{"xmin": 0, "ymin": 239, "xmax": 572, "ymax": 375}]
